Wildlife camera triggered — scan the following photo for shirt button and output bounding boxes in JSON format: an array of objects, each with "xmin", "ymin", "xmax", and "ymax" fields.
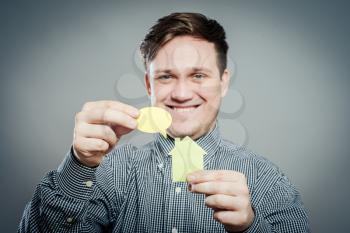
[
  {"xmin": 158, "ymin": 163, "xmax": 163, "ymax": 169},
  {"xmin": 175, "ymin": 187, "xmax": 181, "ymax": 194},
  {"xmin": 172, "ymin": 227, "xmax": 178, "ymax": 233},
  {"xmin": 66, "ymin": 217, "xmax": 74, "ymax": 223},
  {"xmin": 85, "ymin": 181, "xmax": 93, "ymax": 187}
]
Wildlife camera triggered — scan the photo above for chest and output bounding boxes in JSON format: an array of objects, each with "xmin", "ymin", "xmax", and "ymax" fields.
[{"xmin": 115, "ymin": 157, "xmax": 226, "ymax": 233}]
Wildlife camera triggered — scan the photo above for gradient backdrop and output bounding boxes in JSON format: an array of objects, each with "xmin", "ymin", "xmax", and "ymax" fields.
[{"xmin": 1, "ymin": 0, "xmax": 349, "ymax": 232}]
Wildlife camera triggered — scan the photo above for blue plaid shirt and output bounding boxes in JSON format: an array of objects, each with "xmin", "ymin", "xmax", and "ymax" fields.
[{"xmin": 18, "ymin": 125, "xmax": 310, "ymax": 232}]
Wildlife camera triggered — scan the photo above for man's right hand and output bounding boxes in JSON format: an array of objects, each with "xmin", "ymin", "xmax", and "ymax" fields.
[{"xmin": 73, "ymin": 100, "xmax": 139, "ymax": 167}]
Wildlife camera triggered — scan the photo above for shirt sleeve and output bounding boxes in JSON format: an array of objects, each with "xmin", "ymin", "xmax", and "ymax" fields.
[
  {"xmin": 242, "ymin": 171, "xmax": 310, "ymax": 233},
  {"xmin": 17, "ymin": 147, "xmax": 119, "ymax": 232}
]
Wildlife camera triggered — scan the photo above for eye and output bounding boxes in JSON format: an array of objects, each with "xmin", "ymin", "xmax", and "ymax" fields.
[
  {"xmin": 157, "ymin": 75, "xmax": 172, "ymax": 80},
  {"xmin": 193, "ymin": 73, "xmax": 205, "ymax": 80}
]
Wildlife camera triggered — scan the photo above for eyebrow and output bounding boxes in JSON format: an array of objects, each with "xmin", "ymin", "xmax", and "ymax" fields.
[
  {"xmin": 153, "ymin": 69, "xmax": 172, "ymax": 74},
  {"xmin": 153, "ymin": 67, "xmax": 213, "ymax": 74}
]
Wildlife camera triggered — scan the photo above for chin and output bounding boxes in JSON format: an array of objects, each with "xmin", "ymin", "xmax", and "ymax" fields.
[
  {"xmin": 168, "ymin": 129, "xmax": 192, "ymax": 138},
  {"xmin": 168, "ymin": 120, "xmax": 202, "ymax": 139},
  {"xmin": 168, "ymin": 124, "xmax": 194, "ymax": 138}
]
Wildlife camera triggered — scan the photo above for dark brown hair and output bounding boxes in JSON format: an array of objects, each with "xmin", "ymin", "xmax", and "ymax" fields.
[{"xmin": 140, "ymin": 12, "xmax": 229, "ymax": 76}]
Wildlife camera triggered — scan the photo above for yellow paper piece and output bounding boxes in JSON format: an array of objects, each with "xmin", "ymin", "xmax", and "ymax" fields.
[
  {"xmin": 137, "ymin": 107, "xmax": 172, "ymax": 138},
  {"xmin": 169, "ymin": 136, "xmax": 207, "ymax": 182}
]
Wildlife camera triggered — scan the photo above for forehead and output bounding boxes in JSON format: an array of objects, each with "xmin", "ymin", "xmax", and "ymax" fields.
[{"xmin": 149, "ymin": 36, "xmax": 218, "ymax": 73}]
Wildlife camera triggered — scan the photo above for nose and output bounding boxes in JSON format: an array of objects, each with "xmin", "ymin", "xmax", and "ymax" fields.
[{"xmin": 170, "ymin": 79, "xmax": 194, "ymax": 102}]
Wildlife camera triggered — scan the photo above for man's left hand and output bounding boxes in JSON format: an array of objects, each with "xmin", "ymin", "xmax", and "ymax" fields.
[{"xmin": 187, "ymin": 170, "xmax": 255, "ymax": 232}]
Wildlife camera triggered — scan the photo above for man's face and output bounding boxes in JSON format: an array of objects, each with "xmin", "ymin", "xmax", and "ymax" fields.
[{"xmin": 145, "ymin": 36, "xmax": 230, "ymax": 139}]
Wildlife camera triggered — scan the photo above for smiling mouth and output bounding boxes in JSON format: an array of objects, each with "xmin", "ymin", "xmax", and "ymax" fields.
[{"xmin": 166, "ymin": 105, "xmax": 201, "ymax": 113}]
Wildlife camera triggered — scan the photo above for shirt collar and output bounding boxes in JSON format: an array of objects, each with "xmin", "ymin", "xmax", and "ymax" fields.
[{"xmin": 153, "ymin": 122, "xmax": 222, "ymax": 165}]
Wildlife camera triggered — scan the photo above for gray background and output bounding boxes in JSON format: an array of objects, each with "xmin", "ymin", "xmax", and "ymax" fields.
[{"xmin": 1, "ymin": 0, "xmax": 349, "ymax": 232}]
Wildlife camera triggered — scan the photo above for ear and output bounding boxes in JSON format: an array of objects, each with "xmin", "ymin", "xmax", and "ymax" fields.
[
  {"xmin": 220, "ymin": 69, "xmax": 230, "ymax": 97},
  {"xmin": 144, "ymin": 72, "xmax": 152, "ymax": 96}
]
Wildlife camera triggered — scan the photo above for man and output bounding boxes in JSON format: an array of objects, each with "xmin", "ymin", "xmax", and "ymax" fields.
[{"xmin": 18, "ymin": 13, "xmax": 309, "ymax": 232}]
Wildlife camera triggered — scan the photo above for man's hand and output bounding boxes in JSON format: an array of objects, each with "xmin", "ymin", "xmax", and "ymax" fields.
[
  {"xmin": 73, "ymin": 100, "xmax": 139, "ymax": 167},
  {"xmin": 187, "ymin": 170, "xmax": 254, "ymax": 232}
]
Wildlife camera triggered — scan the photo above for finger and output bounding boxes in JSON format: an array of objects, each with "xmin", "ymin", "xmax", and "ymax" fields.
[
  {"xmin": 187, "ymin": 170, "xmax": 246, "ymax": 184},
  {"xmin": 73, "ymin": 150, "xmax": 104, "ymax": 168},
  {"xmin": 76, "ymin": 122, "xmax": 118, "ymax": 146},
  {"xmin": 76, "ymin": 108, "xmax": 138, "ymax": 129},
  {"xmin": 74, "ymin": 136, "xmax": 110, "ymax": 155},
  {"xmin": 82, "ymin": 101, "xmax": 139, "ymax": 118},
  {"xmin": 189, "ymin": 181, "xmax": 249, "ymax": 196},
  {"xmin": 205, "ymin": 194, "xmax": 250, "ymax": 211},
  {"xmin": 110, "ymin": 124, "xmax": 134, "ymax": 138},
  {"xmin": 213, "ymin": 210, "xmax": 253, "ymax": 230}
]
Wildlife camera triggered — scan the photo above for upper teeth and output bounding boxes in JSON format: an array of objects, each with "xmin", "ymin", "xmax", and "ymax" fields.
[{"xmin": 173, "ymin": 107, "xmax": 196, "ymax": 112}]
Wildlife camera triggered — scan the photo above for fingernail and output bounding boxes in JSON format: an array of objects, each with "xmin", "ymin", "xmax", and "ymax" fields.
[
  {"xmin": 188, "ymin": 183, "xmax": 194, "ymax": 192},
  {"xmin": 129, "ymin": 109, "xmax": 139, "ymax": 118},
  {"xmin": 133, "ymin": 109, "xmax": 140, "ymax": 117}
]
